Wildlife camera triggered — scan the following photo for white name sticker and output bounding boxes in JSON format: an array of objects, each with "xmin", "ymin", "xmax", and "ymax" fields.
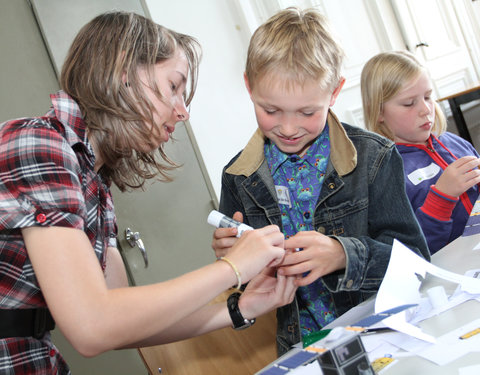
[
  {"xmin": 275, "ymin": 185, "xmax": 292, "ymax": 207},
  {"xmin": 407, "ymin": 162, "xmax": 441, "ymax": 186}
]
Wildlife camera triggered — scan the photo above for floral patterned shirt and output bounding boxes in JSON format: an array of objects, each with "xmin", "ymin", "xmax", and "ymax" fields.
[{"xmin": 265, "ymin": 124, "xmax": 336, "ymax": 335}]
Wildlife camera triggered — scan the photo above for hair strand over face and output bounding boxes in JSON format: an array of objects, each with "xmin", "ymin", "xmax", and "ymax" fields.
[{"xmin": 60, "ymin": 11, "xmax": 201, "ymax": 191}]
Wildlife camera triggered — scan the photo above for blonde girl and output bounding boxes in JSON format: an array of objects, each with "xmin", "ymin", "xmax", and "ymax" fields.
[{"xmin": 361, "ymin": 51, "xmax": 480, "ymax": 253}]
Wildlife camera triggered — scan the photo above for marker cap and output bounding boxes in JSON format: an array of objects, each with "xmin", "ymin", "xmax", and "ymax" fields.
[{"xmin": 207, "ymin": 210, "xmax": 225, "ymax": 228}]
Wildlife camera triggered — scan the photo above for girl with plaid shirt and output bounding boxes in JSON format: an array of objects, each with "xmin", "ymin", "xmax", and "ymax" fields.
[{"xmin": 0, "ymin": 11, "xmax": 296, "ymax": 374}]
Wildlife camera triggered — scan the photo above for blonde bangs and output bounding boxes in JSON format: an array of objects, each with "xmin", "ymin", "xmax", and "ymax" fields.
[{"xmin": 246, "ymin": 7, "xmax": 344, "ymax": 93}]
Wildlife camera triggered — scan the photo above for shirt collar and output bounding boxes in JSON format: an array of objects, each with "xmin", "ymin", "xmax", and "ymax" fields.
[
  {"xmin": 265, "ymin": 123, "xmax": 330, "ymax": 174},
  {"xmin": 48, "ymin": 90, "xmax": 95, "ymax": 163},
  {"xmin": 227, "ymin": 110, "xmax": 355, "ymax": 177}
]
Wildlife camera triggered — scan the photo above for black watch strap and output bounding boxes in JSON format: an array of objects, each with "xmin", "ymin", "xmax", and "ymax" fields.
[{"xmin": 227, "ymin": 292, "xmax": 256, "ymax": 330}]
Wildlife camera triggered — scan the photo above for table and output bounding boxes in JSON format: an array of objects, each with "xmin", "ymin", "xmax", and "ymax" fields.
[
  {"xmin": 438, "ymin": 84, "xmax": 480, "ymax": 145},
  {"xmin": 256, "ymin": 234, "xmax": 480, "ymax": 374},
  {"xmin": 380, "ymin": 234, "xmax": 480, "ymax": 374}
]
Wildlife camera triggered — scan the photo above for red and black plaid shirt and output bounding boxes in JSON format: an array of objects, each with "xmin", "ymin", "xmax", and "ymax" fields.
[{"xmin": 0, "ymin": 91, "xmax": 117, "ymax": 374}]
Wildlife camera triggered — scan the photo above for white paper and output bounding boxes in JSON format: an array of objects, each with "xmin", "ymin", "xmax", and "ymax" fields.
[
  {"xmin": 416, "ymin": 318, "xmax": 480, "ymax": 365},
  {"xmin": 459, "ymin": 364, "xmax": 480, "ymax": 375},
  {"xmin": 374, "ymin": 240, "xmax": 480, "ymax": 343},
  {"xmin": 288, "ymin": 361, "xmax": 322, "ymax": 375}
]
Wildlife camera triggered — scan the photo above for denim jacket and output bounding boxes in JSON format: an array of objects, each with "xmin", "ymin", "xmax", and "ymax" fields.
[{"xmin": 219, "ymin": 111, "xmax": 430, "ymax": 356}]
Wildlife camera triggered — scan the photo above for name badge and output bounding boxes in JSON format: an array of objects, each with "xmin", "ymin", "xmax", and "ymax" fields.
[
  {"xmin": 275, "ymin": 185, "xmax": 292, "ymax": 207},
  {"xmin": 407, "ymin": 162, "xmax": 441, "ymax": 186}
]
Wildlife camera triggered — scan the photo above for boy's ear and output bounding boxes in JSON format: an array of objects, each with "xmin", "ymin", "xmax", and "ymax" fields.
[
  {"xmin": 329, "ymin": 77, "xmax": 346, "ymax": 107},
  {"xmin": 244, "ymin": 73, "xmax": 253, "ymax": 96}
]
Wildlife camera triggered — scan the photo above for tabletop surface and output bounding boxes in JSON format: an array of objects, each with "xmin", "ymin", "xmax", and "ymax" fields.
[
  {"xmin": 383, "ymin": 234, "xmax": 480, "ymax": 374},
  {"xmin": 257, "ymin": 234, "xmax": 480, "ymax": 374},
  {"xmin": 438, "ymin": 83, "xmax": 480, "ymax": 102}
]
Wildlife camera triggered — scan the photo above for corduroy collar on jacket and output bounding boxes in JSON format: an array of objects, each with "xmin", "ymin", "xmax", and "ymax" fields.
[{"xmin": 226, "ymin": 110, "xmax": 357, "ymax": 177}]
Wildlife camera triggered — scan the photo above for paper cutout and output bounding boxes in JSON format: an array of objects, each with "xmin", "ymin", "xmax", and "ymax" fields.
[
  {"xmin": 352, "ymin": 304, "xmax": 417, "ymax": 328},
  {"xmin": 277, "ymin": 351, "xmax": 318, "ymax": 369},
  {"xmin": 374, "ymin": 240, "xmax": 480, "ymax": 342}
]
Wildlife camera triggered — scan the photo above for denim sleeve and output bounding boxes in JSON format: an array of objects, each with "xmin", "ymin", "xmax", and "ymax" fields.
[
  {"xmin": 218, "ymin": 167, "xmax": 247, "ymax": 222},
  {"xmin": 323, "ymin": 146, "xmax": 430, "ymax": 293}
]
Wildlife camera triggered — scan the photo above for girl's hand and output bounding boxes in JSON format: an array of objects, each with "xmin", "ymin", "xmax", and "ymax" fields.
[
  {"xmin": 277, "ymin": 231, "xmax": 346, "ymax": 287},
  {"xmin": 435, "ymin": 156, "xmax": 480, "ymax": 197},
  {"xmin": 224, "ymin": 224, "xmax": 285, "ymax": 284},
  {"xmin": 211, "ymin": 211, "xmax": 244, "ymax": 258},
  {"xmin": 238, "ymin": 268, "xmax": 297, "ymax": 320}
]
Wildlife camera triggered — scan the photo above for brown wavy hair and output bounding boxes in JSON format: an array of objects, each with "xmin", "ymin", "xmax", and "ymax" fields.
[{"xmin": 60, "ymin": 11, "xmax": 201, "ymax": 191}]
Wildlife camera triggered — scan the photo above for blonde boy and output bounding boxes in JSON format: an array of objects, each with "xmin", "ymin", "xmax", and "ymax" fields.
[{"xmin": 212, "ymin": 7, "xmax": 429, "ymax": 355}]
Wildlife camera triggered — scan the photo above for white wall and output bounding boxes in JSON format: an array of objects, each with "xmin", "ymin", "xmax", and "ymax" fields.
[
  {"xmin": 145, "ymin": 0, "xmax": 257, "ymax": 199},
  {"xmin": 146, "ymin": 0, "xmax": 480, "ymax": 201}
]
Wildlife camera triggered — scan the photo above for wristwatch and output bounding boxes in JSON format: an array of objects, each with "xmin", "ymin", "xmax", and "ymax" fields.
[{"xmin": 227, "ymin": 292, "xmax": 256, "ymax": 330}]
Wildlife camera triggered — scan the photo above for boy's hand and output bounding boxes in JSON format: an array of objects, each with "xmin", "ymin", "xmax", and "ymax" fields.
[
  {"xmin": 211, "ymin": 211, "xmax": 244, "ymax": 258},
  {"xmin": 277, "ymin": 231, "xmax": 346, "ymax": 287},
  {"xmin": 435, "ymin": 156, "xmax": 480, "ymax": 197}
]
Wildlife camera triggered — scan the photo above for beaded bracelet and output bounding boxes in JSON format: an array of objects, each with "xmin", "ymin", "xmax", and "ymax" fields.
[{"xmin": 217, "ymin": 256, "xmax": 241, "ymax": 290}]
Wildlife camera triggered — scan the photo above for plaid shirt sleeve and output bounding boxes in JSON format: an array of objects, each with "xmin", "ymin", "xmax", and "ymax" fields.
[
  {"xmin": 0, "ymin": 114, "xmax": 117, "ymax": 374},
  {"xmin": 0, "ymin": 117, "xmax": 87, "ymax": 231},
  {"xmin": 0, "ymin": 90, "xmax": 118, "ymax": 374}
]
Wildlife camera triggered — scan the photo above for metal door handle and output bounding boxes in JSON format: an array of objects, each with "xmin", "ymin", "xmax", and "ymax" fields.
[{"xmin": 125, "ymin": 228, "xmax": 149, "ymax": 268}]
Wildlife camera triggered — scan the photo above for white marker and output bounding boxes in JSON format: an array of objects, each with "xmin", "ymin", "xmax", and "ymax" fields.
[{"xmin": 207, "ymin": 210, "xmax": 253, "ymax": 237}]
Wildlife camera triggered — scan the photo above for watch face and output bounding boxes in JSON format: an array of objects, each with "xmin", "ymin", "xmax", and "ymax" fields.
[{"xmin": 234, "ymin": 319, "xmax": 252, "ymax": 330}]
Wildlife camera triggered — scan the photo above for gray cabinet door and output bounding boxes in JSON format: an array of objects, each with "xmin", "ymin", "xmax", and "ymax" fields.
[
  {"xmin": 30, "ymin": 0, "xmax": 147, "ymax": 76},
  {"xmin": 114, "ymin": 121, "xmax": 218, "ymax": 286},
  {"xmin": 0, "ymin": 0, "xmax": 59, "ymax": 119}
]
